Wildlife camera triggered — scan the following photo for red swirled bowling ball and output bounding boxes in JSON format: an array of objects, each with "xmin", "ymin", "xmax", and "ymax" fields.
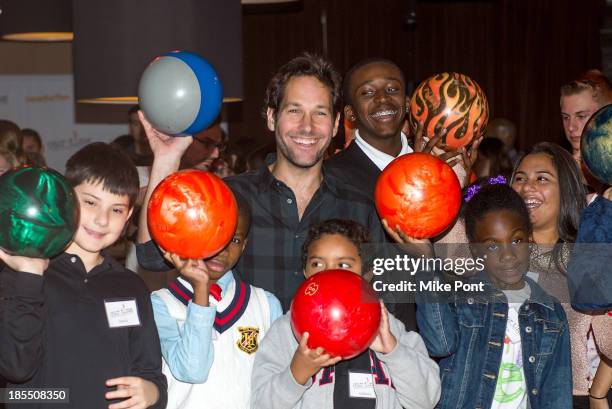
[
  {"xmin": 408, "ymin": 72, "xmax": 489, "ymax": 150},
  {"xmin": 375, "ymin": 152, "xmax": 461, "ymax": 239},
  {"xmin": 290, "ymin": 269, "xmax": 381, "ymax": 359},
  {"xmin": 147, "ymin": 170, "xmax": 238, "ymax": 259}
]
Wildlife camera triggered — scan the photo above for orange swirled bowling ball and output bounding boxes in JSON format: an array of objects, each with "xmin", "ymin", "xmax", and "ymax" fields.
[
  {"xmin": 147, "ymin": 170, "xmax": 238, "ymax": 259},
  {"xmin": 375, "ymin": 152, "xmax": 462, "ymax": 239},
  {"xmin": 290, "ymin": 269, "xmax": 381, "ymax": 359},
  {"xmin": 408, "ymin": 72, "xmax": 489, "ymax": 150}
]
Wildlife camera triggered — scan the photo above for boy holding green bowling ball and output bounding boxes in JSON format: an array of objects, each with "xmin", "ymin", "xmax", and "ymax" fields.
[{"xmin": 0, "ymin": 142, "xmax": 166, "ymax": 409}]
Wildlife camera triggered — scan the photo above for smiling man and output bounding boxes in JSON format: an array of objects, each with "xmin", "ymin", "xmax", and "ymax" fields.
[
  {"xmin": 136, "ymin": 53, "xmax": 385, "ymax": 310},
  {"xmin": 325, "ymin": 58, "xmax": 413, "ymax": 197},
  {"xmin": 325, "ymin": 58, "xmax": 423, "ymax": 331}
]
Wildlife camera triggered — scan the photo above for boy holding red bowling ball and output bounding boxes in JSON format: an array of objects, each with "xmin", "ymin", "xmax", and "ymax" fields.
[
  {"xmin": 251, "ymin": 219, "xmax": 441, "ymax": 409},
  {"xmin": 151, "ymin": 190, "xmax": 282, "ymax": 409},
  {"xmin": 0, "ymin": 142, "xmax": 167, "ymax": 409}
]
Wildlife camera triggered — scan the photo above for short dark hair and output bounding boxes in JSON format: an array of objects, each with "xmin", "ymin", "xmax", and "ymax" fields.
[
  {"xmin": 343, "ymin": 58, "xmax": 405, "ymax": 106},
  {"xmin": 301, "ymin": 219, "xmax": 371, "ymax": 267},
  {"xmin": 65, "ymin": 142, "xmax": 139, "ymax": 207},
  {"xmin": 263, "ymin": 52, "xmax": 342, "ymax": 118},
  {"xmin": 464, "ymin": 183, "xmax": 532, "ymax": 243},
  {"xmin": 21, "ymin": 128, "xmax": 42, "ymax": 149},
  {"xmin": 511, "ymin": 142, "xmax": 586, "ymax": 272},
  {"xmin": 231, "ymin": 189, "xmax": 252, "ymax": 236}
]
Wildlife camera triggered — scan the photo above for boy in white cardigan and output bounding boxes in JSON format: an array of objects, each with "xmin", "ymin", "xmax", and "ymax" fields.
[{"xmin": 152, "ymin": 191, "xmax": 283, "ymax": 409}]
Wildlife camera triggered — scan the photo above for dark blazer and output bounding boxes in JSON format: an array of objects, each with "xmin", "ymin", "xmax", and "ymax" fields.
[
  {"xmin": 324, "ymin": 142, "xmax": 418, "ymax": 332},
  {"xmin": 325, "ymin": 141, "xmax": 381, "ymax": 199}
]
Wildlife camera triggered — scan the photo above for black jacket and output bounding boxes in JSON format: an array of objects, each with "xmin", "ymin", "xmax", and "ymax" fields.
[
  {"xmin": 325, "ymin": 141, "xmax": 381, "ymax": 199},
  {"xmin": 3, "ymin": 253, "xmax": 167, "ymax": 409},
  {"xmin": 325, "ymin": 143, "xmax": 418, "ymax": 332}
]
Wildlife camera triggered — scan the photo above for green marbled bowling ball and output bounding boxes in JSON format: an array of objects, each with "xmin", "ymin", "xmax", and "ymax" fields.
[
  {"xmin": 0, "ymin": 167, "xmax": 79, "ymax": 258},
  {"xmin": 581, "ymin": 104, "xmax": 612, "ymax": 185}
]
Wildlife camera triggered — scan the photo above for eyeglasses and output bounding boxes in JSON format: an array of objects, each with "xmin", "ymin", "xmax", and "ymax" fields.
[{"xmin": 192, "ymin": 137, "xmax": 226, "ymax": 152}]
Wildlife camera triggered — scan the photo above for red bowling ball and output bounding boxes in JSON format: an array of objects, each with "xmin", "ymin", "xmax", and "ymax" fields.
[
  {"xmin": 147, "ymin": 169, "xmax": 238, "ymax": 259},
  {"xmin": 290, "ymin": 269, "xmax": 381, "ymax": 359},
  {"xmin": 375, "ymin": 152, "xmax": 461, "ymax": 239}
]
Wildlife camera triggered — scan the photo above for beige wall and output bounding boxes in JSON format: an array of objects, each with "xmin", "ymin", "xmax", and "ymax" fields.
[
  {"xmin": 0, "ymin": 41, "xmax": 72, "ymax": 74},
  {"xmin": 0, "ymin": 41, "xmax": 128, "ymax": 123}
]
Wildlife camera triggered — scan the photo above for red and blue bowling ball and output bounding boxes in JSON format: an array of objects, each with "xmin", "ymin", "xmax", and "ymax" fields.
[
  {"xmin": 375, "ymin": 152, "xmax": 462, "ymax": 239},
  {"xmin": 138, "ymin": 51, "xmax": 223, "ymax": 136},
  {"xmin": 0, "ymin": 167, "xmax": 79, "ymax": 258},
  {"xmin": 147, "ymin": 169, "xmax": 238, "ymax": 259},
  {"xmin": 290, "ymin": 269, "xmax": 381, "ymax": 359},
  {"xmin": 581, "ymin": 104, "xmax": 612, "ymax": 185}
]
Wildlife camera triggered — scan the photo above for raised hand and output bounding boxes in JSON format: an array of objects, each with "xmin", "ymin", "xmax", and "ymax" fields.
[
  {"xmin": 138, "ymin": 111, "xmax": 192, "ymax": 162},
  {"xmin": 369, "ymin": 301, "xmax": 397, "ymax": 354},
  {"xmin": 413, "ymin": 122, "xmax": 461, "ymax": 164}
]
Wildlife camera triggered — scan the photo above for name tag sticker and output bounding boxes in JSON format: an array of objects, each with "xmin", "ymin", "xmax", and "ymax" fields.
[
  {"xmin": 104, "ymin": 298, "xmax": 141, "ymax": 328},
  {"xmin": 349, "ymin": 371, "xmax": 376, "ymax": 399}
]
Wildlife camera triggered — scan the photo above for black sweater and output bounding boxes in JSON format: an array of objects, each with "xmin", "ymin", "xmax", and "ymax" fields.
[
  {"xmin": 0, "ymin": 267, "xmax": 44, "ymax": 382},
  {"xmin": 3, "ymin": 253, "xmax": 167, "ymax": 409}
]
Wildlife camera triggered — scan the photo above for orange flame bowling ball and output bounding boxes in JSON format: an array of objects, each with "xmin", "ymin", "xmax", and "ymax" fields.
[
  {"xmin": 290, "ymin": 269, "xmax": 381, "ymax": 359},
  {"xmin": 409, "ymin": 72, "xmax": 489, "ymax": 150},
  {"xmin": 147, "ymin": 170, "xmax": 238, "ymax": 259},
  {"xmin": 375, "ymin": 152, "xmax": 462, "ymax": 239}
]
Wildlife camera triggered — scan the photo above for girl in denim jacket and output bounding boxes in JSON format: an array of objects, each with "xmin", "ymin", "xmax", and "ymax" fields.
[{"xmin": 416, "ymin": 183, "xmax": 572, "ymax": 409}]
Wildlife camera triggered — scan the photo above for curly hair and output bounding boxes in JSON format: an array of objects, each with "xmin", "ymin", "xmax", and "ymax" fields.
[
  {"xmin": 301, "ymin": 219, "xmax": 371, "ymax": 267},
  {"xmin": 263, "ymin": 52, "xmax": 342, "ymax": 119}
]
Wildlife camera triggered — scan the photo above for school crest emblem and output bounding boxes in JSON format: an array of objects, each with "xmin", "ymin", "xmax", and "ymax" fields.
[{"xmin": 237, "ymin": 326, "xmax": 260, "ymax": 354}]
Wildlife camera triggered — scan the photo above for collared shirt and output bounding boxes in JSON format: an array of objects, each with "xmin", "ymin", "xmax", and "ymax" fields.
[
  {"xmin": 151, "ymin": 271, "xmax": 282, "ymax": 383},
  {"xmin": 4, "ymin": 252, "xmax": 167, "ymax": 409},
  {"xmin": 137, "ymin": 153, "xmax": 386, "ymax": 310},
  {"xmin": 354, "ymin": 130, "xmax": 413, "ymax": 171}
]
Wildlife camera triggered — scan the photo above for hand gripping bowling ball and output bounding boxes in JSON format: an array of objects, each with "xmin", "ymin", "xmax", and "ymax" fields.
[
  {"xmin": 147, "ymin": 170, "xmax": 238, "ymax": 259},
  {"xmin": 375, "ymin": 152, "xmax": 462, "ymax": 239},
  {"xmin": 139, "ymin": 51, "xmax": 223, "ymax": 136},
  {"xmin": 408, "ymin": 72, "xmax": 489, "ymax": 150},
  {"xmin": 290, "ymin": 269, "xmax": 381, "ymax": 359},
  {"xmin": 581, "ymin": 104, "xmax": 612, "ymax": 185},
  {"xmin": 0, "ymin": 167, "xmax": 79, "ymax": 258}
]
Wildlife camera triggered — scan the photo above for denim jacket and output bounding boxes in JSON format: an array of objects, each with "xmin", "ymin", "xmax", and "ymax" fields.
[{"xmin": 416, "ymin": 273, "xmax": 572, "ymax": 409}]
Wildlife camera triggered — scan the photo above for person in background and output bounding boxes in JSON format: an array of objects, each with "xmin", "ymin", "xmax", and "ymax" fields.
[
  {"xmin": 472, "ymin": 137, "xmax": 513, "ymax": 179},
  {"xmin": 113, "ymin": 105, "xmax": 154, "ymax": 167},
  {"xmin": 485, "ymin": 117, "xmax": 521, "ymax": 166},
  {"xmin": 560, "ymin": 73, "xmax": 612, "ymax": 165},
  {"xmin": 180, "ymin": 120, "xmax": 224, "ymax": 171},
  {"xmin": 20, "ymin": 129, "xmax": 46, "ymax": 167}
]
